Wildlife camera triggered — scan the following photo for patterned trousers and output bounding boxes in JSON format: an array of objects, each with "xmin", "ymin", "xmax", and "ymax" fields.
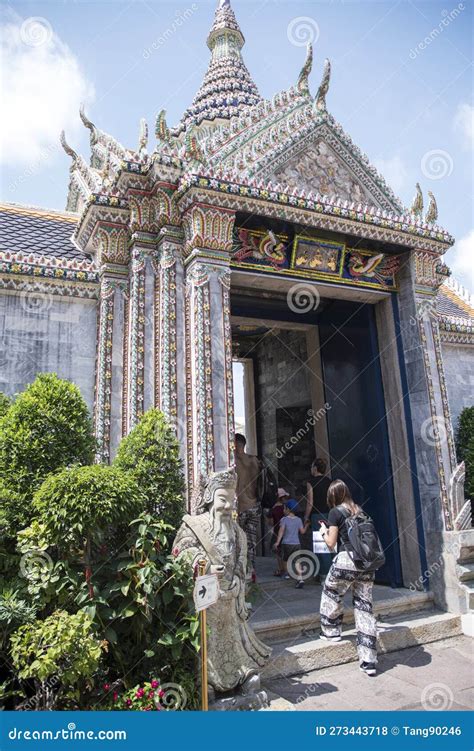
[
  {"xmin": 320, "ymin": 551, "xmax": 377, "ymax": 664},
  {"xmin": 238, "ymin": 506, "xmax": 260, "ymax": 574}
]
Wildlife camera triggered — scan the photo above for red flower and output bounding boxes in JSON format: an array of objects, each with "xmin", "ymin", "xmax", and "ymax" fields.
[
  {"xmin": 158, "ymin": 689, "xmax": 165, "ymax": 698},
  {"xmin": 136, "ymin": 687, "xmax": 145, "ymax": 698},
  {"xmin": 113, "ymin": 692, "xmax": 119, "ymax": 702},
  {"xmin": 103, "ymin": 683, "xmax": 110, "ymax": 691},
  {"xmin": 151, "ymin": 680, "xmax": 159, "ymax": 689},
  {"xmin": 126, "ymin": 698, "xmax": 132, "ymax": 707}
]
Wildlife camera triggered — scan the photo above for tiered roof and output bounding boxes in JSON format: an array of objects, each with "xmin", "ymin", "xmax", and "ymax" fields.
[{"xmin": 174, "ymin": 0, "xmax": 262, "ymax": 133}]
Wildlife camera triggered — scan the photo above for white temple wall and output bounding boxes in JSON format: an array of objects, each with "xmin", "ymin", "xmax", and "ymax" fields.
[
  {"xmin": 441, "ymin": 342, "xmax": 474, "ymax": 433},
  {"xmin": 0, "ymin": 290, "xmax": 97, "ymax": 412}
]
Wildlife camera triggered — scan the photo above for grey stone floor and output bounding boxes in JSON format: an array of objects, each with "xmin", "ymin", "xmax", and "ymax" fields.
[
  {"xmin": 250, "ymin": 556, "xmax": 424, "ymax": 626},
  {"xmin": 263, "ymin": 636, "xmax": 474, "ymax": 711}
]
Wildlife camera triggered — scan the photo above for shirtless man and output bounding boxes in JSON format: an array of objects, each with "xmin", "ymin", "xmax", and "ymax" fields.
[{"xmin": 234, "ymin": 433, "xmax": 261, "ymax": 580}]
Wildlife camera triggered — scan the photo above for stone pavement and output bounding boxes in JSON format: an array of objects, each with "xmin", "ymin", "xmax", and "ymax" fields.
[
  {"xmin": 250, "ymin": 556, "xmax": 428, "ymax": 628},
  {"xmin": 263, "ymin": 636, "xmax": 473, "ymax": 711}
]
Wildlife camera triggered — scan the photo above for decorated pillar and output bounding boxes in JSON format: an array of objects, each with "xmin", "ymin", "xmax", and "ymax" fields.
[
  {"xmin": 92, "ymin": 221, "xmax": 130, "ymax": 463},
  {"xmin": 153, "ymin": 225, "xmax": 187, "ymax": 456},
  {"xmin": 413, "ymin": 249, "xmax": 456, "ymax": 529},
  {"xmin": 182, "ymin": 205, "xmax": 236, "ymax": 495}
]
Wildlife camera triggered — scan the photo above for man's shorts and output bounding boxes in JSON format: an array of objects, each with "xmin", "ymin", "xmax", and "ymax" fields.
[{"xmin": 282, "ymin": 543, "xmax": 301, "ymax": 562}]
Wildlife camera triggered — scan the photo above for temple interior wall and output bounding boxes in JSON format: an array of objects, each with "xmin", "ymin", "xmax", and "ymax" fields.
[
  {"xmin": 441, "ymin": 342, "xmax": 474, "ymax": 433},
  {"xmin": 0, "ymin": 291, "xmax": 97, "ymax": 413},
  {"xmin": 250, "ymin": 329, "xmax": 316, "ymax": 494}
]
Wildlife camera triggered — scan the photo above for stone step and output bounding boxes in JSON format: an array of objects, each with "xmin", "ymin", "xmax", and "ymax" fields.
[
  {"xmin": 252, "ymin": 590, "xmax": 433, "ymax": 644},
  {"xmin": 456, "ymin": 561, "xmax": 474, "ymax": 582},
  {"xmin": 261, "ymin": 610, "xmax": 462, "ymax": 680}
]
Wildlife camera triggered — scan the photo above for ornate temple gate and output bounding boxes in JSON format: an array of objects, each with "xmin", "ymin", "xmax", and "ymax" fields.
[{"xmin": 58, "ymin": 0, "xmax": 466, "ymax": 610}]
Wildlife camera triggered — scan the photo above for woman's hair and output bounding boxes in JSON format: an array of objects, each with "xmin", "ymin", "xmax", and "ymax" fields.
[
  {"xmin": 327, "ymin": 479, "xmax": 360, "ymax": 515},
  {"xmin": 312, "ymin": 457, "xmax": 327, "ymax": 474}
]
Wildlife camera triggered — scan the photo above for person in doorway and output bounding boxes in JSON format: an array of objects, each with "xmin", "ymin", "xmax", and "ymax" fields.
[
  {"xmin": 273, "ymin": 499, "xmax": 308, "ymax": 589},
  {"xmin": 305, "ymin": 458, "xmax": 333, "ymax": 580},
  {"xmin": 234, "ymin": 433, "xmax": 261, "ymax": 581},
  {"xmin": 319, "ymin": 480, "xmax": 378, "ymax": 676},
  {"xmin": 305, "ymin": 458, "xmax": 332, "ymax": 519},
  {"xmin": 267, "ymin": 488, "xmax": 288, "ymax": 576}
]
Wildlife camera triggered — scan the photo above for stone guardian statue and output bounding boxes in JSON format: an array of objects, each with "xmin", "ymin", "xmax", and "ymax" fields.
[{"xmin": 172, "ymin": 467, "xmax": 271, "ymax": 708}]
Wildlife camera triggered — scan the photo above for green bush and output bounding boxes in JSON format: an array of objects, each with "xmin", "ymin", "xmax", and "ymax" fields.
[
  {"xmin": 456, "ymin": 406, "xmax": 474, "ymax": 498},
  {"xmin": 0, "ymin": 374, "xmax": 95, "ymax": 532},
  {"xmin": 33, "ymin": 465, "xmax": 146, "ymax": 553},
  {"xmin": 0, "ymin": 392, "xmax": 11, "ymax": 418},
  {"xmin": 114, "ymin": 409, "xmax": 185, "ymax": 531},
  {"xmin": 10, "ymin": 610, "xmax": 104, "ymax": 709}
]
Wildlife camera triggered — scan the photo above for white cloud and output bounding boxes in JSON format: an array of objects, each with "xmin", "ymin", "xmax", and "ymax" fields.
[
  {"xmin": 374, "ymin": 154, "xmax": 410, "ymax": 196},
  {"xmin": 0, "ymin": 10, "xmax": 94, "ymax": 167},
  {"xmin": 453, "ymin": 103, "xmax": 474, "ymax": 150},
  {"xmin": 446, "ymin": 229, "xmax": 474, "ymax": 293}
]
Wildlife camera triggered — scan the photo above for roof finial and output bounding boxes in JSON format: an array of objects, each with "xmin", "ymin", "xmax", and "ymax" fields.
[
  {"xmin": 314, "ymin": 59, "xmax": 331, "ymax": 112},
  {"xmin": 155, "ymin": 110, "xmax": 171, "ymax": 143},
  {"xmin": 410, "ymin": 183, "xmax": 423, "ymax": 217},
  {"xmin": 297, "ymin": 43, "xmax": 313, "ymax": 95},
  {"xmin": 60, "ymin": 130, "xmax": 78, "ymax": 161},
  {"xmin": 138, "ymin": 118, "xmax": 148, "ymax": 155},
  {"xmin": 425, "ymin": 191, "xmax": 438, "ymax": 223},
  {"xmin": 79, "ymin": 104, "xmax": 98, "ymax": 145}
]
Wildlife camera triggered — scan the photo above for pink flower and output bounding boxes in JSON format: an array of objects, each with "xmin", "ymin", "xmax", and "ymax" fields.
[
  {"xmin": 103, "ymin": 683, "xmax": 110, "ymax": 691},
  {"xmin": 113, "ymin": 692, "xmax": 119, "ymax": 702},
  {"xmin": 136, "ymin": 688, "xmax": 145, "ymax": 698},
  {"xmin": 148, "ymin": 690, "xmax": 155, "ymax": 698},
  {"xmin": 151, "ymin": 680, "xmax": 159, "ymax": 689},
  {"xmin": 126, "ymin": 698, "xmax": 132, "ymax": 707},
  {"xmin": 158, "ymin": 689, "xmax": 165, "ymax": 698}
]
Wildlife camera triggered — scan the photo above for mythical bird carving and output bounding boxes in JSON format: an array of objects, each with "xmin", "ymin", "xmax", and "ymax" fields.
[
  {"xmin": 297, "ymin": 43, "xmax": 313, "ymax": 95},
  {"xmin": 410, "ymin": 182, "xmax": 423, "ymax": 217},
  {"xmin": 314, "ymin": 59, "xmax": 331, "ymax": 112},
  {"xmin": 425, "ymin": 191, "xmax": 438, "ymax": 223}
]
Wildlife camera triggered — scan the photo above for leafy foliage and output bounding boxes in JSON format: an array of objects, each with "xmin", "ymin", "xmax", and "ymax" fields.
[
  {"xmin": 0, "ymin": 379, "xmax": 196, "ymax": 710},
  {"xmin": 10, "ymin": 610, "xmax": 104, "ymax": 709},
  {"xmin": 456, "ymin": 406, "xmax": 474, "ymax": 498},
  {"xmin": 0, "ymin": 374, "xmax": 95, "ymax": 533},
  {"xmin": 0, "ymin": 392, "xmax": 11, "ymax": 418},
  {"xmin": 114, "ymin": 409, "xmax": 185, "ymax": 532},
  {"xmin": 33, "ymin": 465, "xmax": 146, "ymax": 552}
]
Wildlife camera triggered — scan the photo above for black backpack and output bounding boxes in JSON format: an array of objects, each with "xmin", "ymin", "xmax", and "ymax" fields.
[
  {"xmin": 339, "ymin": 506, "xmax": 386, "ymax": 572},
  {"xmin": 257, "ymin": 461, "xmax": 278, "ymax": 509}
]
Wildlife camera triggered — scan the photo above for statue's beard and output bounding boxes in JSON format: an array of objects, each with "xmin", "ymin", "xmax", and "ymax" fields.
[{"xmin": 211, "ymin": 508, "xmax": 233, "ymax": 552}]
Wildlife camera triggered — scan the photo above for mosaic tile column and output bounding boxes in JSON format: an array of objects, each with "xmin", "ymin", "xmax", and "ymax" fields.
[
  {"xmin": 185, "ymin": 257, "xmax": 235, "ymax": 494},
  {"xmin": 153, "ymin": 226, "xmax": 187, "ymax": 457},
  {"xmin": 94, "ymin": 268, "xmax": 128, "ymax": 463},
  {"xmin": 124, "ymin": 229, "xmax": 164, "ymax": 433}
]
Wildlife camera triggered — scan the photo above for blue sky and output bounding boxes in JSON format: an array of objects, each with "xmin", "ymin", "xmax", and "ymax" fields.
[{"xmin": 1, "ymin": 0, "xmax": 473, "ymax": 289}]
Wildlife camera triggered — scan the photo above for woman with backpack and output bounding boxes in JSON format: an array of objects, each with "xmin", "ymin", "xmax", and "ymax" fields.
[{"xmin": 319, "ymin": 479, "xmax": 383, "ymax": 676}]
